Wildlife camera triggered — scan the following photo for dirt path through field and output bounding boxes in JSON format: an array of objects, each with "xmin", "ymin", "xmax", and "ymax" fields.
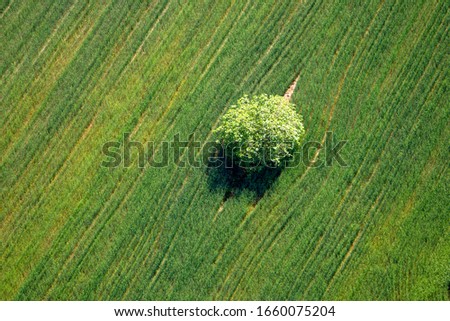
[{"xmin": 284, "ymin": 74, "xmax": 300, "ymax": 101}]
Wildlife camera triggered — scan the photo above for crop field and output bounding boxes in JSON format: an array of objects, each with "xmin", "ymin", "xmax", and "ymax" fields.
[{"xmin": 1, "ymin": 0, "xmax": 449, "ymax": 300}]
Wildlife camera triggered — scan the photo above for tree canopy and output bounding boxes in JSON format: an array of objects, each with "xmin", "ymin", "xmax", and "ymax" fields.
[{"xmin": 214, "ymin": 94, "xmax": 305, "ymax": 170}]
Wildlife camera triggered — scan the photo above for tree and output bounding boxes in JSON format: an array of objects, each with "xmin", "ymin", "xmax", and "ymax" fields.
[{"xmin": 214, "ymin": 94, "xmax": 305, "ymax": 170}]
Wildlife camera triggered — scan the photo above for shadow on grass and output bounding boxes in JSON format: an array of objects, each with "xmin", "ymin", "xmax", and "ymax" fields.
[
  {"xmin": 448, "ymin": 281, "xmax": 450, "ymax": 300},
  {"xmin": 206, "ymin": 148, "xmax": 282, "ymax": 203}
]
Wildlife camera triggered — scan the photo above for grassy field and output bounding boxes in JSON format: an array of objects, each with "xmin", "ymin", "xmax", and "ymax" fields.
[{"xmin": 1, "ymin": 0, "xmax": 449, "ymax": 300}]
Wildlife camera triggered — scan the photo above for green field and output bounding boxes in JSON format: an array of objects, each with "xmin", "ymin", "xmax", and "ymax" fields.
[{"xmin": 1, "ymin": 0, "xmax": 449, "ymax": 300}]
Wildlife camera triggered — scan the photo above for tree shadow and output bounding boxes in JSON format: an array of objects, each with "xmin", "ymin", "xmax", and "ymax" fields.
[{"xmin": 206, "ymin": 147, "xmax": 282, "ymax": 203}]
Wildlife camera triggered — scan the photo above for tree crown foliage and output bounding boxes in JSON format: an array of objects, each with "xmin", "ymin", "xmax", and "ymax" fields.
[{"xmin": 214, "ymin": 94, "xmax": 305, "ymax": 169}]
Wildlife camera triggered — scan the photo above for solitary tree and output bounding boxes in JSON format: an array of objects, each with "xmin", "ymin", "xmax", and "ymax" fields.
[{"xmin": 214, "ymin": 94, "xmax": 305, "ymax": 170}]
